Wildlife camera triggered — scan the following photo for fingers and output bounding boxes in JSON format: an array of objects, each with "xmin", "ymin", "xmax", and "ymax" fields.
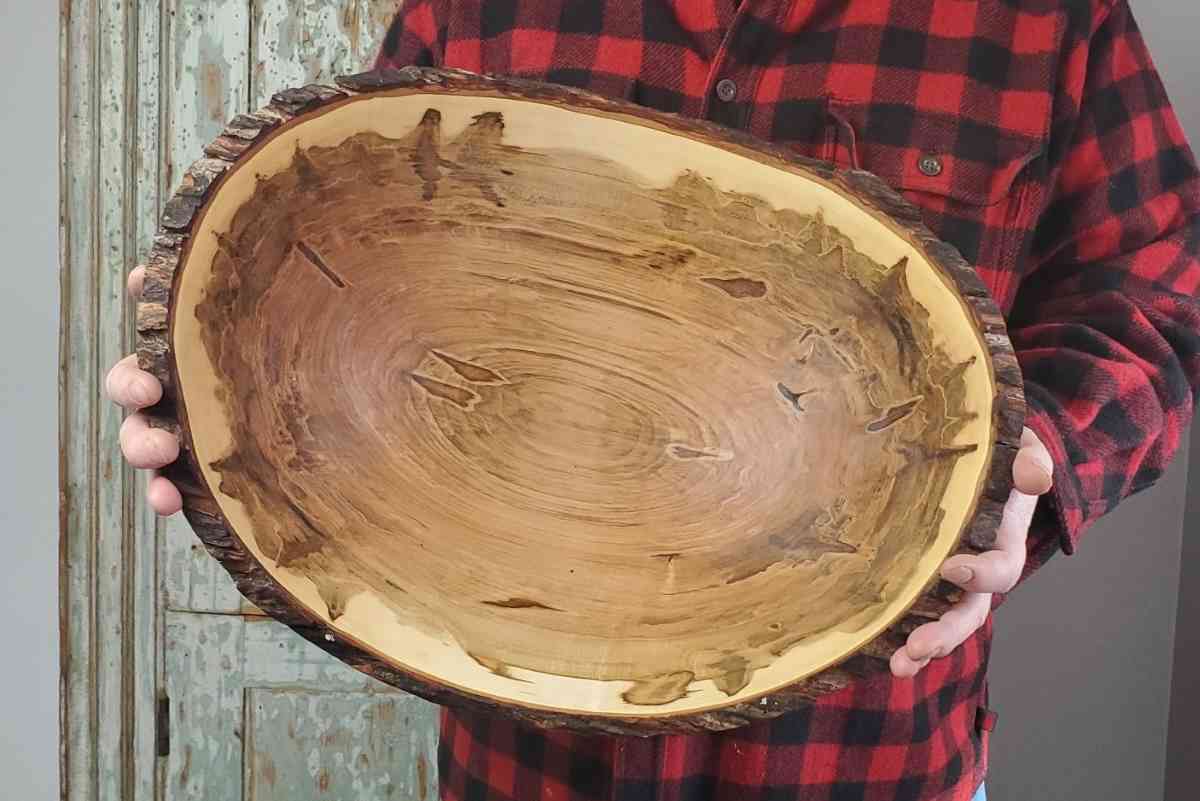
[
  {"xmin": 894, "ymin": 426, "xmax": 1053, "ymax": 678},
  {"xmin": 120, "ymin": 267, "xmax": 180, "ymax": 517},
  {"xmin": 127, "ymin": 265, "xmax": 145, "ymax": 299},
  {"xmin": 1014, "ymin": 427, "xmax": 1054, "ymax": 496},
  {"xmin": 147, "ymin": 474, "xmax": 184, "ymax": 516},
  {"xmin": 891, "ymin": 592, "xmax": 992, "ymax": 678},
  {"xmin": 105, "ymin": 354, "xmax": 163, "ymax": 410},
  {"xmin": 939, "ymin": 426, "xmax": 1048, "ymax": 593},
  {"xmin": 941, "ymin": 488, "xmax": 1036, "ymax": 593},
  {"xmin": 117, "ymin": 395, "xmax": 184, "ymax": 518},
  {"xmin": 119, "ymin": 412, "xmax": 180, "ymax": 470}
]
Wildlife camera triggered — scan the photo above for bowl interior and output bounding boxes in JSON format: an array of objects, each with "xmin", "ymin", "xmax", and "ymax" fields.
[{"xmin": 172, "ymin": 92, "xmax": 994, "ymax": 716}]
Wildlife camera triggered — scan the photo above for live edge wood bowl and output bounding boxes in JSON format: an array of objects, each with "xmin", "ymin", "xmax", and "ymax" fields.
[{"xmin": 137, "ymin": 67, "xmax": 1023, "ymax": 735}]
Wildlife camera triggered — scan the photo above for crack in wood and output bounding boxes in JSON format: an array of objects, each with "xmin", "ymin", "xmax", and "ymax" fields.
[
  {"xmin": 667, "ymin": 444, "xmax": 731, "ymax": 461},
  {"xmin": 701, "ymin": 276, "xmax": 768, "ymax": 299},
  {"xmin": 293, "ymin": 241, "xmax": 346, "ymax": 288},
  {"xmin": 431, "ymin": 350, "xmax": 506, "ymax": 384},
  {"xmin": 777, "ymin": 383, "xmax": 816, "ymax": 413},
  {"xmin": 867, "ymin": 397, "xmax": 923, "ymax": 433},
  {"xmin": 410, "ymin": 373, "xmax": 479, "ymax": 409},
  {"xmin": 482, "ymin": 598, "xmax": 564, "ymax": 612}
]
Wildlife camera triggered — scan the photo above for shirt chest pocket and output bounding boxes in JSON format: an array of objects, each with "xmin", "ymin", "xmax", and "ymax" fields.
[{"xmin": 821, "ymin": 101, "xmax": 1049, "ymax": 309}]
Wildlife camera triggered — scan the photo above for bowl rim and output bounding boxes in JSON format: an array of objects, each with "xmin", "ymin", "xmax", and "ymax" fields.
[{"xmin": 135, "ymin": 66, "xmax": 1025, "ymax": 736}]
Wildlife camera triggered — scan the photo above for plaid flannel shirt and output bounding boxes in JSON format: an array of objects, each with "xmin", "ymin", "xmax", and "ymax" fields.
[{"xmin": 375, "ymin": 2, "xmax": 1200, "ymax": 799}]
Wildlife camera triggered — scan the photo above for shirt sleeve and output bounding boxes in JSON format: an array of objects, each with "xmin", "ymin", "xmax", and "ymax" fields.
[
  {"xmin": 1010, "ymin": 0, "xmax": 1200, "ymax": 572},
  {"xmin": 373, "ymin": 0, "xmax": 444, "ymax": 70}
]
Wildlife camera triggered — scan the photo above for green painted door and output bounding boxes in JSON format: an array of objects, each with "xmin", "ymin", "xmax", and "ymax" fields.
[{"xmin": 60, "ymin": 3, "xmax": 440, "ymax": 799}]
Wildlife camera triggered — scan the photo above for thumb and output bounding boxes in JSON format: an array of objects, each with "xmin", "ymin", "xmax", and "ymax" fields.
[{"xmin": 1013, "ymin": 427, "xmax": 1053, "ymax": 496}]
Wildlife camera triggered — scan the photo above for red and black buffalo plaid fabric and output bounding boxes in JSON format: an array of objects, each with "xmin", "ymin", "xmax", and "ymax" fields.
[{"xmin": 375, "ymin": 2, "xmax": 1200, "ymax": 799}]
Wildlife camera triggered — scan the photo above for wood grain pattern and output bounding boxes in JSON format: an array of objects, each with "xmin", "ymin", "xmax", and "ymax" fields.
[{"xmin": 137, "ymin": 67, "xmax": 1025, "ymax": 734}]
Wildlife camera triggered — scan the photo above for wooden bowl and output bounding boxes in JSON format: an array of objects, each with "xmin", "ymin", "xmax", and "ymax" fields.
[{"xmin": 137, "ymin": 68, "xmax": 1023, "ymax": 734}]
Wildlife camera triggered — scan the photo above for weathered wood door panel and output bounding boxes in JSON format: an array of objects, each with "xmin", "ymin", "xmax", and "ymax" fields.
[
  {"xmin": 165, "ymin": 613, "xmax": 437, "ymax": 801},
  {"xmin": 61, "ymin": 3, "xmax": 439, "ymax": 799},
  {"xmin": 244, "ymin": 689, "xmax": 434, "ymax": 801}
]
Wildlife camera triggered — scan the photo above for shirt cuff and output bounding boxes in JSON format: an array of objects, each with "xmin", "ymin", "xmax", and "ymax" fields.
[{"xmin": 1021, "ymin": 390, "xmax": 1090, "ymax": 555}]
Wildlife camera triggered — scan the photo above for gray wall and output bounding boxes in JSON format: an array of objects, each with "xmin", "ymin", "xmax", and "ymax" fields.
[
  {"xmin": 0, "ymin": 1, "xmax": 61, "ymax": 799},
  {"xmin": 989, "ymin": 3, "xmax": 1199, "ymax": 800},
  {"xmin": 1168, "ymin": 423, "xmax": 1200, "ymax": 801},
  {"xmin": 990, "ymin": 453, "xmax": 1190, "ymax": 801},
  {"xmin": 1156, "ymin": 3, "xmax": 1200, "ymax": 797}
]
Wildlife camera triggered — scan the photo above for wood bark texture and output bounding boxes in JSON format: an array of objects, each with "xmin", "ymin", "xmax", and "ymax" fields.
[{"xmin": 136, "ymin": 67, "xmax": 1024, "ymax": 735}]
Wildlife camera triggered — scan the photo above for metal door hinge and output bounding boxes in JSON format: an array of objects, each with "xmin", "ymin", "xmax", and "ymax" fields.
[{"xmin": 156, "ymin": 695, "xmax": 170, "ymax": 757}]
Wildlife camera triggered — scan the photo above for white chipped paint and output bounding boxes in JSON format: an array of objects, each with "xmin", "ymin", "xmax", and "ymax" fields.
[
  {"xmin": 252, "ymin": 0, "xmax": 396, "ymax": 108},
  {"xmin": 164, "ymin": 0, "xmax": 251, "ymax": 194},
  {"xmin": 168, "ymin": 613, "xmax": 439, "ymax": 801},
  {"xmin": 61, "ymin": 1, "xmax": 102, "ymax": 798},
  {"xmin": 62, "ymin": 0, "xmax": 163, "ymax": 799}
]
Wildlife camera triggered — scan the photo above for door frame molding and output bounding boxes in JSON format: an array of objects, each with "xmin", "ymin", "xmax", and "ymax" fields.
[{"xmin": 60, "ymin": 2, "xmax": 164, "ymax": 799}]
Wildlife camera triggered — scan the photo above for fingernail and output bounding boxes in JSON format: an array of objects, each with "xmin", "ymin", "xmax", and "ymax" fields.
[{"xmin": 944, "ymin": 565, "xmax": 974, "ymax": 585}]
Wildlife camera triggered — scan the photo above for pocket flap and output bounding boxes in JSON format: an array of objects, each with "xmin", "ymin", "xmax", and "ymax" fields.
[{"xmin": 828, "ymin": 101, "xmax": 1044, "ymax": 207}]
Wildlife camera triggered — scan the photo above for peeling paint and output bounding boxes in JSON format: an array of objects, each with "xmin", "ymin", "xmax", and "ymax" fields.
[
  {"xmin": 168, "ymin": 613, "xmax": 438, "ymax": 800},
  {"xmin": 251, "ymin": 1, "xmax": 395, "ymax": 108},
  {"xmin": 168, "ymin": 0, "xmax": 251, "ymax": 196}
]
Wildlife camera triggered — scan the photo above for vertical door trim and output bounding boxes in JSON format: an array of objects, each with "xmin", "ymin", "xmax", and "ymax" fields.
[{"xmin": 60, "ymin": 1, "xmax": 164, "ymax": 799}]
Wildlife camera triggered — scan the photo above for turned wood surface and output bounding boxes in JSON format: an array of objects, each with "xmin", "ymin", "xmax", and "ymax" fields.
[{"xmin": 137, "ymin": 67, "xmax": 1024, "ymax": 734}]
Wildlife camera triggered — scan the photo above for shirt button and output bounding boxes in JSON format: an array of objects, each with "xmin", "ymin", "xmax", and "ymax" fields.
[
  {"xmin": 918, "ymin": 155, "xmax": 944, "ymax": 177},
  {"xmin": 715, "ymin": 78, "xmax": 738, "ymax": 102}
]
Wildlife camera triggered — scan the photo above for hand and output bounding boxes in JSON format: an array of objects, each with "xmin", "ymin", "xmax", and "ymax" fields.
[
  {"xmin": 104, "ymin": 265, "xmax": 184, "ymax": 516},
  {"xmin": 890, "ymin": 426, "xmax": 1053, "ymax": 678}
]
